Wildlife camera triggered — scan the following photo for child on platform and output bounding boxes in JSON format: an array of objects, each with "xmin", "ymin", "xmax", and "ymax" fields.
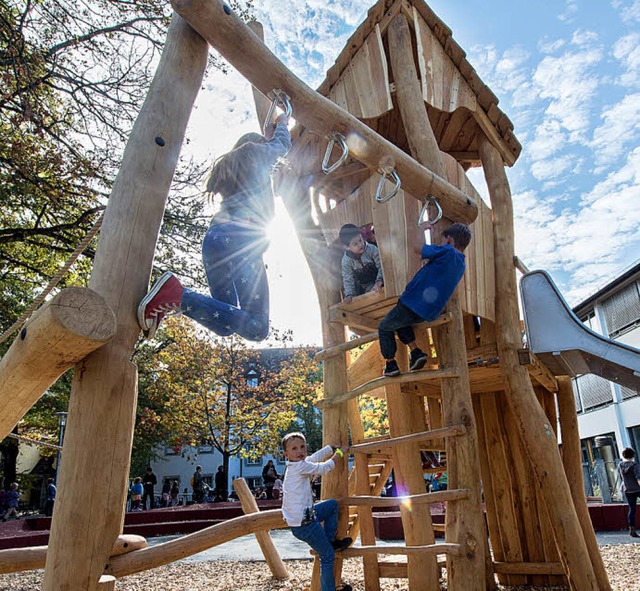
[
  {"xmin": 378, "ymin": 222, "xmax": 471, "ymax": 377},
  {"xmin": 339, "ymin": 223, "xmax": 383, "ymax": 304},
  {"xmin": 282, "ymin": 432, "xmax": 352, "ymax": 591},
  {"xmin": 138, "ymin": 113, "xmax": 291, "ymax": 341}
]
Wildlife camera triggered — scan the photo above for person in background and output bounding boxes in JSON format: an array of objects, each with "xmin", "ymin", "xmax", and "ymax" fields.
[
  {"xmin": 45, "ymin": 478, "xmax": 56, "ymax": 517},
  {"xmin": 618, "ymin": 447, "xmax": 640, "ymax": 537},
  {"xmin": 2, "ymin": 483, "xmax": 21, "ymax": 521},
  {"xmin": 170, "ymin": 480, "xmax": 180, "ymax": 507},
  {"xmin": 130, "ymin": 478, "xmax": 143, "ymax": 512},
  {"xmin": 262, "ymin": 459, "xmax": 278, "ymax": 499},
  {"xmin": 214, "ymin": 466, "xmax": 227, "ymax": 502},
  {"xmin": 161, "ymin": 478, "xmax": 171, "ymax": 508},
  {"xmin": 142, "ymin": 467, "xmax": 157, "ymax": 510}
]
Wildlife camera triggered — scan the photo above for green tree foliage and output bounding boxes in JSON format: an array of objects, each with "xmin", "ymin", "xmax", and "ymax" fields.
[
  {"xmin": 0, "ymin": 0, "xmax": 253, "ymax": 459},
  {"xmin": 132, "ymin": 317, "xmax": 322, "ymax": 487},
  {"xmin": 0, "ymin": 0, "xmax": 253, "ymax": 334}
]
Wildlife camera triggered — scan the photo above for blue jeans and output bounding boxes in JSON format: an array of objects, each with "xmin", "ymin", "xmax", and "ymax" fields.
[
  {"xmin": 290, "ymin": 499, "xmax": 338, "ymax": 591},
  {"xmin": 182, "ymin": 220, "xmax": 270, "ymax": 341},
  {"xmin": 378, "ymin": 300, "xmax": 424, "ymax": 360},
  {"xmin": 625, "ymin": 491, "xmax": 639, "ymax": 527}
]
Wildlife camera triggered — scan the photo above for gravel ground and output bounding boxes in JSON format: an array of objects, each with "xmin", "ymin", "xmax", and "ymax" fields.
[{"xmin": 1, "ymin": 543, "xmax": 639, "ymax": 591}]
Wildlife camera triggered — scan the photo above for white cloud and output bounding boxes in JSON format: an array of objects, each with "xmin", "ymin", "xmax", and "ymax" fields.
[
  {"xmin": 530, "ymin": 154, "xmax": 575, "ymax": 181},
  {"xmin": 612, "ymin": 0, "xmax": 640, "ymax": 23},
  {"xmin": 533, "ymin": 47, "xmax": 603, "ymax": 141},
  {"xmin": 591, "ymin": 92, "xmax": 640, "ymax": 168},
  {"xmin": 571, "ymin": 29, "xmax": 600, "ymax": 45},
  {"xmin": 558, "ymin": 1, "xmax": 579, "ymax": 23},
  {"xmin": 613, "ymin": 33, "xmax": 640, "ymax": 87}
]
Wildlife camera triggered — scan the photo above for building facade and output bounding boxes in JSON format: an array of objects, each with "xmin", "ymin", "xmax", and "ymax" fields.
[{"xmin": 570, "ymin": 260, "xmax": 640, "ymax": 501}]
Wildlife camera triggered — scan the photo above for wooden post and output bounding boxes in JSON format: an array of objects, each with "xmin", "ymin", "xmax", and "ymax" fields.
[
  {"xmin": 0, "ymin": 287, "xmax": 115, "ymax": 440},
  {"xmin": 557, "ymin": 376, "xmax": 611, "ymax": 591},
  {"xmin": 42, "ymin": 16, "xmax": 208, "ymax": 591},
  {"xmin": 233, "ymin": 478, "xmax": 289, "ymax": 579},
  {"xmin": 170, "ymin": 0, "xmax": 479, "ymax": 224},
  {"xmin": 478, "ymin": 136, "xmax": 599, "ymax": 591},
  {"xmin": 387, "ymin": 13, "xmax": 485, "ymax": 589}
]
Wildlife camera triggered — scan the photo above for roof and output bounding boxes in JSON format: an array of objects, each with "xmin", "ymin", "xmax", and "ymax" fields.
[
  {"xmin": 573, "ymin": 259, "xmax": 640, "ymax": 315},
  {"xmin": 314, "ymin": 0, "xmax": 521, "ymax": 166}
]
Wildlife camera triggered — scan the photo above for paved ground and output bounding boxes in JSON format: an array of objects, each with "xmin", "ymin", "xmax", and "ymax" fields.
[{"xmin": 147, "ymin": 528, "xmax": 640, "ymax": 564}]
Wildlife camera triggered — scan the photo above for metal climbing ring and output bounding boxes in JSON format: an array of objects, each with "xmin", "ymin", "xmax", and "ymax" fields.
[
  {"xmin": 375, "ymin": 167, "xmax": 401, "ymax": 203},
  {"xmin": 322, "ymin": 132, "xmax": 349, "ymax": 174},
  {"xmin": 262, "ymin": 89, "xmax": 292, "ymax": 136},
  {"xmin": 418, "ymin": 195, "xmax": 443, "ymax": 227}
]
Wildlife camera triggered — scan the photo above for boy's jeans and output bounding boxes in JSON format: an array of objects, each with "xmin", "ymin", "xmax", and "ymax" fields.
[
  {"xmin": 378, "ymin": 300, "xmax": 424, "ymax": 359},
  {"xmin": 290, "ymin": 499, "xmax": 338, "ymax": 591},
  {"xmin": 182, "ymin": 220, "xmax": 270, "ymax": 341}
]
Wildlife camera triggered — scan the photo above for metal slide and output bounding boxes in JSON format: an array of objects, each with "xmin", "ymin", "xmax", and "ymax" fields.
[{"xmin": 520, "ymin": 270, "xmax": 640, "ymax": 391}]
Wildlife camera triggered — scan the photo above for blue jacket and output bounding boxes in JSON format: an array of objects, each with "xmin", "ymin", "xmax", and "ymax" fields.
[{"xmin": 399, "ymin": 244, "xmax": 465, "ymax": 321}]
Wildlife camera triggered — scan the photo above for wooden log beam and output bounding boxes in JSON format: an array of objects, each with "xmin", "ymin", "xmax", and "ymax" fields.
[
  {"xmin": 0, "ymin": 288, "xmax": 115, "ymax": 440},
  {"xmin": 350, "ymin": 424, "xmax": 466, "ymax": 454},
  {"xmin": 493, "ymin": 562, "xmax": 565, "ymax": 576},
  {"xmin": 0, "ymin": 534, "xmax": 147, "ymax": 575},
  {"xmin": 340, "ymin": 543, "xmax": 463, "ymax": 558},
  {"xmin": 479, "ymin": 136, "xmax": 601, "ymax": 591},
  {"xmin": 106, "ymin": 510, "xmax": 287, "ymax": 578},
  {"xmin": 315, "ymin": 313, "xmax": 452, "ymax": 362},
  {"xmin": 340, "ymin": 488, "xmax": 469, "ymax": 506},
  {"xmin": 170, "ymin": 0, "xmax": 479, "ymax": 225},
  {"xmin": 233, "ymin": 478, "xmax": 289, "ymax": 580},
  {"xmin": 42, "ymin": 17, "xmax": 209, "ymax": 591},
  {"xmin": 328, "ymin": 308, "xmax": 379, "ymax": 332},
  {"xmin": 317, "ymin": 368, "xmax": 459, "ymax": 408},
  {"xmin": 557, "ymin": 376, "xmax": 611, "ymax": 591}
]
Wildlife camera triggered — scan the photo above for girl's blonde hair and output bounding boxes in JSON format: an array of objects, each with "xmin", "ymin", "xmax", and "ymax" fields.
[{"xmin": 205, "ymin": 132, "xmax": 267, "ymax": 201}]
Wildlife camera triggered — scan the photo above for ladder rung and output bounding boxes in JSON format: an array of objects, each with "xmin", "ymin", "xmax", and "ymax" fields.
[
  {"xmin": 339, "ymin": 489, "xmax": 469, "ymax": 507},
  {"xmin": 315, "ymin": 313, "xmax": 453, "ymax": 361},
  {"xmin": 351, "ymin": 425, "xmax": 467, "ymax": 455},
  {"xmin": 379, "ymin": 557, "xmax": 446, "ymax": 578},
  {"xmin": 318, "ymin": 368, "xmax": 459, "ymax": 408},
  {"xmin": 341, "ymin": 543, "xmax": 463, "ymax": 558},
  {"xmin": 493, "ymin": 561, "xmax": 565, "ymax": 576}
]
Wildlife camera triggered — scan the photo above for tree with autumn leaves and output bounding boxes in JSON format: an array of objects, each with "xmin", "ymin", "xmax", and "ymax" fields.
[{"xmin": 133, "ymin": 317, "xmax": 322, "ymax": 491}]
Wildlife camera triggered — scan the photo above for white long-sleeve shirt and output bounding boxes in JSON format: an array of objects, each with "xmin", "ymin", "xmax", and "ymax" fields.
[{"xmin": 282, "ymin": 445, "xmax": 335, "ymax": 526}]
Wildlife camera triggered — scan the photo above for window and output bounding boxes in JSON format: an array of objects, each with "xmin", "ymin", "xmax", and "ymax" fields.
[
  {"xmin": 574, "ymin": 374, "xmax": 613, "ymax": 411},
  {"xmin": 601, "ymin": 280, "xmax": 640, "ymax": 338},
  {"xmin": 621, "ymin": 384, "xmax": 640, "ymax": 401},
  {"xmin": 164, "ymin": 443, "xmax": 180, "ymax": 456},
  {"xmin": 198, "ymin": 439, "xmax": 213, "ymax": 454},
  {"xmin": 245, "ymin": 456, "xmax": 262, "ymax": 466},
  {"xmin": 579, "ymin": 311, "xmax": 598, "ymax": 332},
  {"xmin": 246, "ymin": 370, "xmax": 258, "ymax": 388}
]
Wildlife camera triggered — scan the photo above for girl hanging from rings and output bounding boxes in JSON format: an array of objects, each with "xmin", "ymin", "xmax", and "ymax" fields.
[{"xmin": 138, "ymin": 109, "xmax": 291, "ymax": 341}]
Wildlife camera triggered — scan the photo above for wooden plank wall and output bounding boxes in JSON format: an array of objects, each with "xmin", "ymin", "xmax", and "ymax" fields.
[
  {"xmin": 317, "ymin": 158, "xmax": 495, "ymax": 322},
  {"xmin": 413, "ymin": 7, "xmax": 477, "ymax": 114},
  {"xmin": 328, "ymin": 25, "xmax": 393, "ymax": 119}
]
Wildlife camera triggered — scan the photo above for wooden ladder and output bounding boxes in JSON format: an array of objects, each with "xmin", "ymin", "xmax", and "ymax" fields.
[{"xmin": 318, "ymin": 300, "xmax": 487, "ymax": 590}]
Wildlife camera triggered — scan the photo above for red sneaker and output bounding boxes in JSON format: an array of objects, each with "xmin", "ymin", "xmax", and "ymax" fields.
[{"xmin": 138, "ymin": 272, "xmax": 183, "ymax": 338}]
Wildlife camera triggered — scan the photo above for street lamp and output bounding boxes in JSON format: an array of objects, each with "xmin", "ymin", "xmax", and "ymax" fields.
[{"xmin": 55, "ymin": 412, "xmax": 68, "ymax": 484}]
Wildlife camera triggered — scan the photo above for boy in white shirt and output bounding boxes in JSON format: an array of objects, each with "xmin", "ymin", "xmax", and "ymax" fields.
[{"xmin": 282, "ymin": 432, "xmax": 352, "ymax": 591}]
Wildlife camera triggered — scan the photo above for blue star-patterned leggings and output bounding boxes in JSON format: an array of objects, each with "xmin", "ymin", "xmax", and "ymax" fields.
[{"xmin": 182, "ymin": 220, "xmax": 270, "ymax": 341}]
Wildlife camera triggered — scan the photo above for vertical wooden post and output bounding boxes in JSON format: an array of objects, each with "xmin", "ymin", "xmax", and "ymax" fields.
[
  {"xmin": 387, "ymin": 13, "xmax": 486, "ymax": 589},
  {"xmin": 479, "ymin": 136, "xmax": 599, "ymax": 591},
  {"xmin": 386, "ymin": 346, "xmax": 438, "ymax": 591},
  {"xmin": 233, "ymin": 478, "xmax": 290, "ymax": 579},
  {"xmin": 42, "ymin": 16, "xmax": 208, "ymax": 591},
  {"xmin": 557, "ymin": 377, "xmax": 611, "ymax": 591}
]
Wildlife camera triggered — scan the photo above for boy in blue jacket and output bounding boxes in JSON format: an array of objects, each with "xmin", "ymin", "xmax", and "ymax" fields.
[{"xmin": 378, "ymin": 222, "xmax": 471, "ymax": 377}]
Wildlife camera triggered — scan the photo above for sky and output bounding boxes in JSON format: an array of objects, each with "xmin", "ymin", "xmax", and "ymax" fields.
[{"xmin": 184, "ymin": 0, "xmax": 640, "ymax": 346}]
